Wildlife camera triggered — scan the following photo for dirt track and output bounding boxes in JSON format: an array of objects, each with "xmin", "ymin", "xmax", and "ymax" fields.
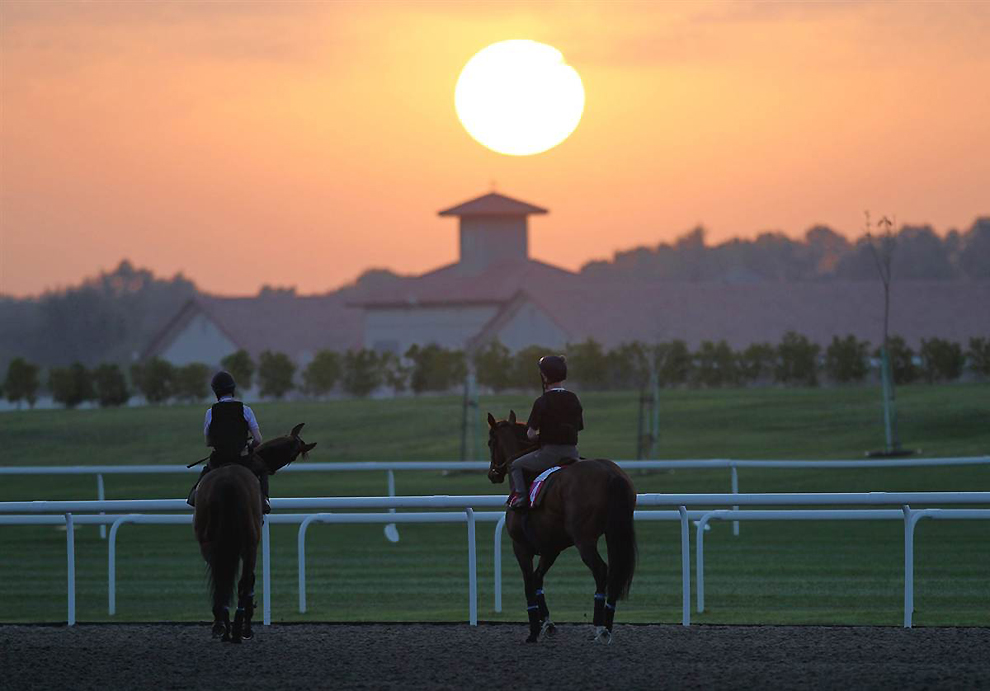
[{"xmin": 1, "ymin": 623, "xmax": 988, "ymax": 690}]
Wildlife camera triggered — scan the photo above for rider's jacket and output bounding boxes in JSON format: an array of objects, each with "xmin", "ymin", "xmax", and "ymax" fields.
[
  {"xmin": 527, "ymin": 388, "xmax": 584, "ymax": 446},
  {"xmin": 208, "ymin": 401, "xmax": 250, "ymax": 463}
]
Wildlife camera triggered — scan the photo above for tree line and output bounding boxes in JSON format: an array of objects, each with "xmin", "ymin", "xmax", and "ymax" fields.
[
  {"xmin": 580, "ymin": 218, "xmax": 990, "ymax": 282},
  {"xmin": 4, "ymin": 335, "xmax": 989, "ymax": 409}
]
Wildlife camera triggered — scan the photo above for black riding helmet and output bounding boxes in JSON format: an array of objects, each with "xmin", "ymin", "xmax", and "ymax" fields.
[
  {"xmin": 211, "ymin": 371, "xmax": 236, "ymax": 399},
  {"xmin": 538, "ymin": 355, "xmax": 567, "ymax": 383}
]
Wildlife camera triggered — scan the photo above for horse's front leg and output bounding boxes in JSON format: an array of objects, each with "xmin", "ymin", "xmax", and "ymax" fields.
[
  {"xmin": 512, "ymin": 539, "xmax": 541, "ymax": 643},
  {"xmin": 231, "ymin": 544, "xmax": 257, "ymax": 643},
  {"xmin": 534, "ymin": 550, "xmax": 560, "ymax": 639}
]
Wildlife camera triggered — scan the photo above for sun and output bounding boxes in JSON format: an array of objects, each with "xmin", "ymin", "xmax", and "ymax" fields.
[{"xmin": 455, "ymin": 40, "xmax": 585, "ymax": 156}]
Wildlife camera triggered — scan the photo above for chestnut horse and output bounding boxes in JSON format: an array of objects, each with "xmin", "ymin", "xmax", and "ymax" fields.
[
  {"xmin": 487, "ymin": 411, "xmax": 637, "ymax": 644},
  {"xmin": 194, "ymin": 422, "xmax": 316, "ymax": 642}
]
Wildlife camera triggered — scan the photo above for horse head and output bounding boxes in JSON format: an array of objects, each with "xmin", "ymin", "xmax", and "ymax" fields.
[
  {"xmin": 486, "ymin": 410, "xmax": 531, "ymax": 484},
  {"xmin": 255, "ymin": 422, "xmax": 317, "ymax": 475}
]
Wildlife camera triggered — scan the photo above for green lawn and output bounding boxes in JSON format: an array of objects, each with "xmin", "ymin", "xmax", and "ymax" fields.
[{"xmin": 0, "ymin": 384, "xmax": 987, "ymax": 625}]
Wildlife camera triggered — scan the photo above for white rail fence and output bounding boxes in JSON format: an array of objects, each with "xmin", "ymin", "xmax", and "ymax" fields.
[
  {"xmin": 2, "ymin": 492, "xmax": 989, "ymax": 629},
  {"xmin": 2, "ymin": 456, "xmax": 986, "ymax": 539}
]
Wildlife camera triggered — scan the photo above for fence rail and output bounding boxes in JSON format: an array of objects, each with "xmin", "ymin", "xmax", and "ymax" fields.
[
  {"xmin": 2, "ymin": 491, "xmax": 989, "ymax": 629},
  {"xmin": 4, "ymin": 456, "xmax": 986, "ymax": 538}
]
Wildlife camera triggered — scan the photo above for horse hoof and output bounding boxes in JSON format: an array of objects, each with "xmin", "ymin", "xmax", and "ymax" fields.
[
  {"xmin": 525, "ymin": 634, "xmax": 539, "ymax": 643},
  {"xmin": 540, "ymin": 620, "xmax": 556, "ymax": 639},
  {"xmin": 242, "ymin": 630, "xmax": 253, "ymax": 641},
  {"xmin": 593, "ymin": 626, "xmax": 612, "ymax": 645}
]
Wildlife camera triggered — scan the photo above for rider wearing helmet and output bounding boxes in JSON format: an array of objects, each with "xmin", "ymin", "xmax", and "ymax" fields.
[
  {"xmin": 508, "ymin": 355, "xmax": 584, "ymax": 510},
  {"xmin": 186, "ymin": 370, "xmax": 270, "ymax": 513}
]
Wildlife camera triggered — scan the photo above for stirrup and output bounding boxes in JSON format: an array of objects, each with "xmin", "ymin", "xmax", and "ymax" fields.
[{"xmin": 509, "ymin": 494, "xmax": 529, "ymax": 511}]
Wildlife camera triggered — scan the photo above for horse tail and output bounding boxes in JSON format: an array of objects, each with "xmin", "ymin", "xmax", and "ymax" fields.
[
  {"xmin": 206, "ymin": 480, "xmax": 242, "ymax": 610},
  {"xmin": 604, "ymin": 473, "xmax": 637, "ymax": 600}
]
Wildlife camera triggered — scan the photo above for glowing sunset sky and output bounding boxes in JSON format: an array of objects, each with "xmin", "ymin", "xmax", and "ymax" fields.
[{"xmin": 1, "ymin": 1, "xmax": 987, "ymax": 297}]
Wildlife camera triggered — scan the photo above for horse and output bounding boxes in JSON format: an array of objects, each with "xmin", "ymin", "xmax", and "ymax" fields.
[
  {"xmin": 193, "ymin": 422, "xmax": 316, "ymax": 642},
  {"xmin": 487, "ymin": 411, "xmax": 637, "ymax": 644}
]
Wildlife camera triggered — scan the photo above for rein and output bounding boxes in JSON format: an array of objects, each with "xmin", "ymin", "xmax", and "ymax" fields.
[{"xmin": 489, "ymin": 422, "xmax": 535, "ymax": 475}]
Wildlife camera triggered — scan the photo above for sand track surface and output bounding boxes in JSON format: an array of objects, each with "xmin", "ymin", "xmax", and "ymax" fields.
[{"xmin": 2, "ymin": 623, "xmax": 988, "ymax": 690}]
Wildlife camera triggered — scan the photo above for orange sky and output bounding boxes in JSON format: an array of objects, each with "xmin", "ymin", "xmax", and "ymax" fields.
[{"xmin": 1, "ymin": 1, "xmax": 988, "ymax": 297}]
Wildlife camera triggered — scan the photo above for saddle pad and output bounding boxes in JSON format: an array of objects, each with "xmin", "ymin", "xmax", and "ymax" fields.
[{"xmin": 529, "ymin": 466, "xmax": 564, "ymax": 507}]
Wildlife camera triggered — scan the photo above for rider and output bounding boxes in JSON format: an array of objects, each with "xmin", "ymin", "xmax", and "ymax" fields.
[
  {"xmin": 508, "ymin": 355, "xmax": 583, "ymax": 511},
  {"xmin": 186, "ymin": 371, "xmax": 270, "ymax": 514}
]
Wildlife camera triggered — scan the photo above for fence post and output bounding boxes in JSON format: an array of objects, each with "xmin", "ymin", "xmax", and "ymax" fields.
[
  {"xmin": 730, "ymin": 464, "xmax": 739, "ymax": 536},
  {"xmin": 494, "ymin": 513, "xmax": 505, "ymax": 613},
  {"xmin": 466, "ymin": 508, "xmax": 477, "ymax": 626},
  {"xmin": 696, "ymin": 512, "xmax": 716, "ymax": 613},
  {"xmin": 97, "ymin": 474, "xmax": 106, "ymax": 539},
  {"xmin": 679, "ymin": 506, "xmax": 690, "ymax": 627},
  {"xmin": 384, "ymin": 470, "xmax": 399, "ymax": 543},
  {"xmin": 66, "ymin": 513, "xmax": 75, "ymax": 626},
  {"xmin": 262, "ymin": 516, "xmax": 271, "ymax": 626},
  {"xmin": 297, "ymin": 515, "xmax": 319, "ymax": 614},
  {"xmin": 903, "ymin": 505, "xmax": 918, "ymax": 628}
]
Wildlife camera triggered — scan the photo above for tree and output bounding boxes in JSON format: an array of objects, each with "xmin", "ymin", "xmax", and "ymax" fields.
[
  {"xmin": 3, "ymin": 357, "xmax": 40, "ymax": 408},
  {"xmin": 865, "ymin": 212, "xmax": 902, "ymax": 452},
  {"xmin": 968, "ymin": 337, "xmax": 990, "ymax": 378},
  {"xmin": 606, "ymin": 342, "xmax": 651, "ymax": 390},
  {"xmin": 342, "ymin": 349, "xmax": 381, "ymax": 397},
  {"xmin": 220, "ymin": 349, "xmax": 255, "ymax": 391},
  {"xmin": 473, "ymin": 340, "xmax": 513, "ymax": 392},
  {"xmin": 49, "ymin": 362, "xmax": 95, "ymax": 408},
  {"xmin": 739, "ymin": 342, "xmax": 776, "ymax": 383},
  {"xmin": 565, "ymin": 339, "xmax": 609, "ymax": 390},
  {"xmin": 380, "ymin": 351, "xmax": 410, "ymax": 393},
  {"xmin": 919, "ymin": 338, "xmax": 964, "ymax": 383},
  {"xmin": 692, "ymin": 340, "xmax": 738, "ymax": 387},
  {"xmin": 655, "ymin": 340, "xmax": 692, "ymax": 386},
  {"xmin": 775, "ymin": 331, "xmax": 819, "ymax": 386},
  {"xmin": 405, "ymin": 344, "xmax": 466, "ymax": 393},
  {"xmin": 825, "ymin": 335, "xmax": 870, "ymax": 383},
  {"xmin": 302, "ymin": 350, "xmax": 342, "ymax": 396},
  {"xmin": 876, "ymin": 336, "xmax": 918, "ymax": 385},
  {"xmin": 92, "ymin": 363, "xmax": 131, "ymax": 407},
  {"xmin": 173, "ymin": 363, "xmax": 211, "ymax": 401},
  {"xmin": 258, "ymin": 351, "xmax": 295, "ymax": 399},
  {"xmin": 130, "ymin": 357, "xmax": 175, "ymax": 403},
  {"xmin": 508, "ymin": 345, "xmax": 551, "ymax": 390}
]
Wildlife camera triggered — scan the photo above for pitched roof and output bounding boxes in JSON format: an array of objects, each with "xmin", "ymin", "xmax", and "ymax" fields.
[
  {"xmin": 144, "ymin": 293, "xmax": 363, "ymax": 360},
  {"xmin": 537, "ymin": 279, "xmax": 990, "ymax": 349},
  {"xmin": 466, "ymin": 290, "xmax": 572, "ymax": 353},
  {"xmin": 351, "ymin": 258, "xmax": 577, "ymax": 308},
  {"xmin": 438, "ymin": 192, "xmax": 548, "ymax": 218}
]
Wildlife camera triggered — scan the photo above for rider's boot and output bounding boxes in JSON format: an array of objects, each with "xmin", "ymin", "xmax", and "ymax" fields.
[
  {"xmin": 509, "ymin": 467, "xmax": 529, "ymax": 511},
  {"xmin": 259, "ymin": 473, "xmax": 271, "ymax": 514},
  {"xmin": 187, "ymin": 467, "xmax": 209, "ymax": 507}
]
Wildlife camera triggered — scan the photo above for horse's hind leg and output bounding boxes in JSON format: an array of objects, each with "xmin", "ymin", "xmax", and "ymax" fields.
[
  {"xmin": 534, "ymin": 550, "xmax": 560, "ymax": 638},
  {"xmin": 231, "ymin": 546, "xmax": 257, "ymax": 643},
  {"xmin": 575, "ymin": 539, "xmax": 610, "ymax": 644}
]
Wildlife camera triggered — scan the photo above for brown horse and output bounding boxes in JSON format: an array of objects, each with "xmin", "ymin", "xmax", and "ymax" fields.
[
  {"xmin": 194, "ymin": 422, "xmax": 316, "ymax": 642},
  {"xmin": 487, "ymin": 411, "xmax": 637, "ymax": 644}
]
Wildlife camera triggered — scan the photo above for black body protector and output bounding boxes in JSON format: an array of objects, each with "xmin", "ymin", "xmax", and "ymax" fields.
[
  {"xmin": 208, "ymin": 401, "xmax": 250, "ymax": 466},
  {"xmin": 188, "ymin": 400, "xmax": 269, "ymax": 511}
]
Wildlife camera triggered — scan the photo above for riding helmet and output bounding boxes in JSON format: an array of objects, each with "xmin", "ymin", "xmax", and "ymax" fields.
[
  {"xmin": 538, "ymin": 355, "xmax": 567, "ymax": 383},
  {"xmin": 211, "ymin": 370, "xmax": 236, "ymax": 398}
]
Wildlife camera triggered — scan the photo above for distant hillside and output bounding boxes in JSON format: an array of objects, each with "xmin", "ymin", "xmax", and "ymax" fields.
[{"xmin": 580, "ymin": 218, "xmax": 990, "ymax": 282}]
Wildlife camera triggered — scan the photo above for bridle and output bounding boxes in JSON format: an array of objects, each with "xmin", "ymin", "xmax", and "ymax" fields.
[{"xmin": 487, "ymin": 420, "xmax": 534, "ymax": 481}]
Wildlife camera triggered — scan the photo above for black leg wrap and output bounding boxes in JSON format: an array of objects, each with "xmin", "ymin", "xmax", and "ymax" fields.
[
  {"xmin": 527, "ymin": 606, "xmax": 541, "ymax": 641},
  {"xmin": 604, "ymin": 601, "xmax": 616, "ymax": 631},
  {"xmin": 536, "ymin": 590, "xmax": 549, "ymax": 620},
  {"xmin": 593, "ymin": 593, "xmax": 606, "ymax": 627}
]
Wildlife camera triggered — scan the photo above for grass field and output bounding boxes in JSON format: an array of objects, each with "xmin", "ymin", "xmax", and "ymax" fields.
[{"xmin": 1, "ymin": 384, "xmax": 987, "ymax": 626}]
